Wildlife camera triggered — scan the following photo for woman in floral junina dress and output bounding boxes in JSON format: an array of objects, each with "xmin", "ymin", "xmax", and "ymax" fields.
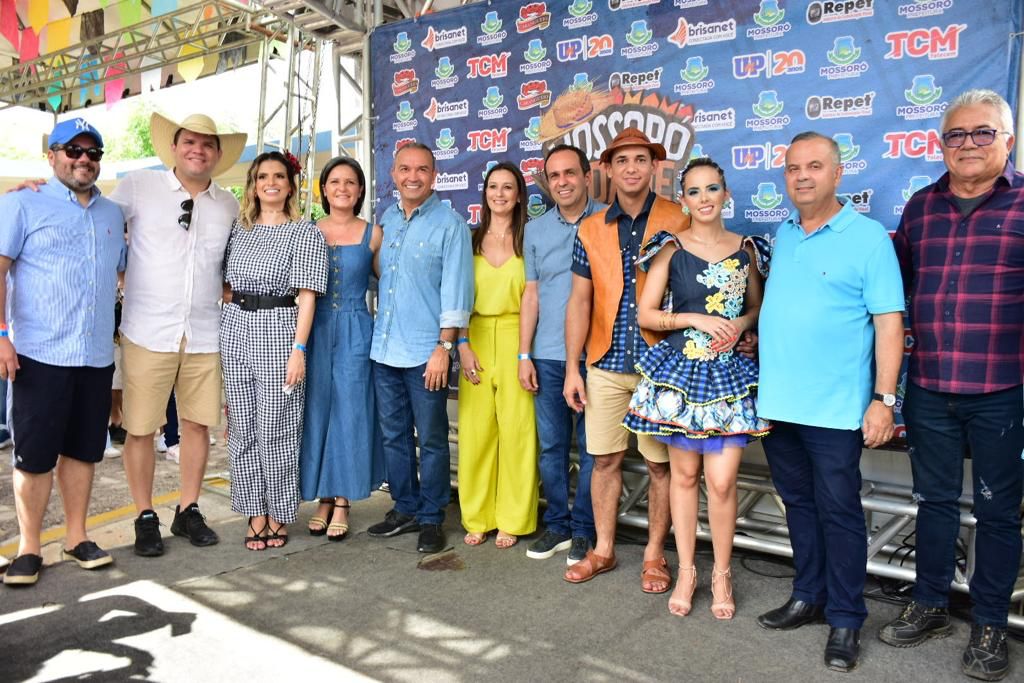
[{"xmin": 624, "ymin": 157, "xmax": 771, "ymax": 620}]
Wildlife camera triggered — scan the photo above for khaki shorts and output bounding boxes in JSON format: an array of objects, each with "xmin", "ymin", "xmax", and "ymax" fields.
[
  {"xmin": 585, "ymin": 366, "xmax": 669, "ymax": 463},
  {"xmin": 121, "ymin": 336, "xmax": 222, "ymax": 435}
]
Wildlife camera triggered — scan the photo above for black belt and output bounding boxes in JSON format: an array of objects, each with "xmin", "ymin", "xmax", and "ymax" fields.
[{"xmin": 231, "ymin": 290, "xmax": 296, "ymax": 311}]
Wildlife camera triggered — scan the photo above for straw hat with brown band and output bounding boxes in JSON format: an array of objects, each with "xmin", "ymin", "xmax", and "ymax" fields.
[{"xmin": 150, "ymin": 112, "xmax": 247, "ymax": 178}]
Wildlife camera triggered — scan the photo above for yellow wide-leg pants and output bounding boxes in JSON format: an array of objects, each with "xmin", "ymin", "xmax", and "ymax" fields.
[{"xmin": 457, "ymin": 313, "xmax": 538, "ymax": 535}]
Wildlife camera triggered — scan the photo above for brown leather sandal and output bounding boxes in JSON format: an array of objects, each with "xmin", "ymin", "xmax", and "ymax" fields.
[
  {"xmin": 564, "ymin": 550, "xmax": 617, "ymax": 583},
  {"xmin": 641, "ymin": 557, "xmax": 672, "ymax": 594}
]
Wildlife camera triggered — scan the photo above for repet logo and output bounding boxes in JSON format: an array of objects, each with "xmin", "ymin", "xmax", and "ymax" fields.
[
  {"xmin": 609, "ymin": 67, "xmax": 663, "ymax": 93},
  {"xmin": 806, "ymin": 0, "xmax": 875, "ymax": 24},
  {"xmin": 805, "ymin": 91, "xmax": 875, "ymax": 119},
  {"xmin": 820, "ymin": 35, "xmax": 869, "ymax": 79},
  {"xmin": 884, "ymin": 24, "xmax": 966, "ymax": 60},
  {"xmin": 732, "ymin": 49, "xmax": 805, "ymax": 79},
  {"xmin": 748, "ymin": 0, "xmax": 792, "ymax": 40}
]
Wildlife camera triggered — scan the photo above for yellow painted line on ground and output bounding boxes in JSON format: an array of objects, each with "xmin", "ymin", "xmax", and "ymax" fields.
[{"xmin": 0, "ymin": 490, "xmax": 182, "ymax": 556}]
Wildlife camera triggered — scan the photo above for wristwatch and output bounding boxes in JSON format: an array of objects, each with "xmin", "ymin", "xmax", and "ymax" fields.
[
  {"xmin": 437, "ymin": 339, "xmax": 454, "ymax": 352},
  {"xmin": 872, "ymin": 392, "xmax": 897, "ymax": 408}
]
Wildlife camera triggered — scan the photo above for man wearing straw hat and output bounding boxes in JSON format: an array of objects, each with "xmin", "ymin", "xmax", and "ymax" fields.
[{"xmin": 111, "ymin": 113, "xmax": 246, "ymax": 558}]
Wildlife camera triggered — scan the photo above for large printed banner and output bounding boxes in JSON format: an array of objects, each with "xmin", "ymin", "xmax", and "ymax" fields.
[{"xmin": 370, "ymin": 0, "xmax": 1023, "ymax": 441}]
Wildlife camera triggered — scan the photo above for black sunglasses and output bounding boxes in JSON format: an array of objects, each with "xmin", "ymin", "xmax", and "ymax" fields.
[
  {"xmin": 940, "ymin": 127, "xmax": 1008, "ymax": 148},
  {"xmin": 178, "ymin": 199, "xmax": 194, "ymax": 231},
  {"xmin": 50, "ymin": 143, "xmax": 103, "ymax": 161}
]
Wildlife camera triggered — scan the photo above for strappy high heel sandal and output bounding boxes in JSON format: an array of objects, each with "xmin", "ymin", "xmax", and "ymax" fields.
[
  {"xmin": 244, "ymin": 517, "xmax": 267, "ymax": 551},
  {"xmin": 711, "ymin": 566, "xmax": 735, "ymax": 620},
  {"xmin": 668, "ymin": 565, "xmax": 697, "ymax": 617},
  {"xmin": 308, "ymin": 498, "xmax": 334, "ymax": 536},
  {"xmin": 328, "ymin": 502, "xmax": 351, "ymax": 542},
  {"xmin": 266, "ymin": 521, "xmax": 288, "ymax": 548}
]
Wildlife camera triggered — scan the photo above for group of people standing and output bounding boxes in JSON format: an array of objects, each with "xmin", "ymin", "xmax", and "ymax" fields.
[{"xmin": 0, "ymin": 86, "xmax": 1021, "ymax": 682}]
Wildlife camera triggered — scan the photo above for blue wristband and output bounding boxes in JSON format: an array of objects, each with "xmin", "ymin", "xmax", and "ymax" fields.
[
  {"xmin": 517, "ymin": 353, "xmax": 531, "ymax": 361},
  {"xmin": 457, "ymin": 337, "xmax": 470, "ymax": 346},
  {"xmin": 293, "ymin": 342, "xmax": 307, "ymax": 352},
  {"xmin": 0, "ymin": 330, "xmax": 7, "ymax": 338}
]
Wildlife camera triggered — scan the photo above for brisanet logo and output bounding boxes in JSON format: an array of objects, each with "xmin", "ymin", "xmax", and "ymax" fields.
[
  {"xmin": 884, "ymin": 24, "xmax": 966, "ymax": 60},
  {"xmin": 833, "ymin": 133, "xmax": 867, "ymax": 174},
  {"xmin": 674, "ymin": 57, "xmax": 714, "ymax": 96},
  {"xmin": 805, "ymin": 91, "xmax": 875, "ymax": 120},
  {"xmin": 423, "ymin": 96, "xmax": 469, "ymax": 123},
  {"xmin": 693, "ymin": 107, "xmax": 736, "ymax": 132},
  {"xmin": 420, "ymin": 26, "xmax": 468, "ymax": 51},
  {"xmin": 806, "ymin": 0, "xmax": 874, "ymax": 24},
  {"xmin": 897, "ymin": 74, "xmax": 947, "ymax": 121},
  {"xmin": 747, "ymin": 0, "xmax": 792, "ymax": 41},
  {"xmin": 819, "ymin": 35, "xmax": 869, "ymax": 79},
  {"xmin": 898, "ymin": 0, "xmax": 954, "ymax": 20},
  {"xmin": 746, "ymin": 90, "xmax": 790, "ymax": 132},
  {"xmin": 668, "ymin": 17, "xmax": 736, "ymax": 48},
  {"xmin": 746, "ymin": 182, "xmax": 790, "ymax": 223}
]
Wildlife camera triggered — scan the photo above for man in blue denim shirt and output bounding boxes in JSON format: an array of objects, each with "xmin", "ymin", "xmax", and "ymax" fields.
[
  {"xmin": 368, "ymin": 143, "xmax": 474, "ymax": 554},
  {"xmin": 520, "ymin": 145, "xmax": 604, "ymax": 564}
]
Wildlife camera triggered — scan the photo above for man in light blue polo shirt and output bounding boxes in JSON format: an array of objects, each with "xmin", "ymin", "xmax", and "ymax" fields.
[
  {"xmin": 519, "ymin": 145, "xmax": 605, "ymax": 564},
  {"xmin": 755, "ymin": 132, "xmax": 905, "ymax": 672},
  {"xmin": 0, "ymin": 118, "xmax": 126, "ymax": 586},
  {"xmin": 368, "ymin": 142, "xmax": 474, "ymax": 554}
]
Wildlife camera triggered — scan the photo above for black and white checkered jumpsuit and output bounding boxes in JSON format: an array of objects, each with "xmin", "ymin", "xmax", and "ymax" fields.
[{"xmin": 221, "ymin": 218, "xmax": 328, "ymax": 523}]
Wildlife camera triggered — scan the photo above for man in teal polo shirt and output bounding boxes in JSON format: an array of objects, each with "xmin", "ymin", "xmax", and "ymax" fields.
[{"xmin": 755, "ymin": 132, "xmax": 905, "ymax": 672}]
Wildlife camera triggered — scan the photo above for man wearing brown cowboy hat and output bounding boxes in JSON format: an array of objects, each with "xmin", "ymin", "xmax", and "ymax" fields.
[
  {"xmin": 111, "ymin": 113, "xmax": 246, "ymax": 558},
  {"xmin": 562, "ymin": 127, "xmax": 689, "ymax": 590}
]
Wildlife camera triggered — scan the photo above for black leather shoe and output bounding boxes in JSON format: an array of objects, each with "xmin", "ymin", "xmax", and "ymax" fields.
[
  {"xmin": 825, "ymin": 627, "xmax": 860, "ymax": 672},
  {"xmin": 878, "ymin": 602, "xmax": 951, "ymax": 647},
  {"xmin": 417, "ymin": 524, "xmax": 445, "ymax": 553},
  {"xmin": 367, "ymin": 510, "xmax": 420, "ymax": 538},
  {"xmin": 757, "ymin": 597, "xmax": 825, "ymax": 630}
]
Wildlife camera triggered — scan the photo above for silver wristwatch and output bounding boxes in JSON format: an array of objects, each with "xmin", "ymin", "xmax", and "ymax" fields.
[
  {"xmin": 872, "ymin": 392, "xmax": 897, "ymax": 408},
  {"xmin": 437, "ymin": 339, "xmax": 454, "ymax": 352}
]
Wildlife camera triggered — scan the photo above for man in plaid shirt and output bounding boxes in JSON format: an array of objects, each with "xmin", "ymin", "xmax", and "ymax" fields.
[{"xmin": 879, "ymin": 89, "xmax": 1024, "ymax": 682}]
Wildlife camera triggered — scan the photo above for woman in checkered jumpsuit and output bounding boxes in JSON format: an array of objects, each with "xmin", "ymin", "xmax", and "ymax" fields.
[{"xmin": 221, "ymin": 151, "xmax": 328, "ymax": 550}]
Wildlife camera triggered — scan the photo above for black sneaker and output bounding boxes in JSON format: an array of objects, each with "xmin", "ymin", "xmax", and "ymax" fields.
[
  {"xmin": 3, "ymin": 554, "xmax": 42, "ymax": 586},
  {"xmin": 961, "ymin": 624, "xmax": 1009, "ymax": 681},
  {"xmin": 170, "ymin": 503, "xmax": 220, "ymax": 547},
  {"xmin": 108, "ymin": 424, "xmax": 127, "ymax": 444},
  {"xmin": 367, "ymin": 509, "xmax": 420, "ymax": 537},
  {"xmin": 878, "ymin": 602, "xmax": 951, "ymax": 647},
  {"xmin": 134, "ymin": 510, "xmax": 164, "ymax": 557},
  {"xmin": 567, "ymin": 536, "xmax": 591, "ymax": 566},
  {"xmin": 526, "ymin": 530, "xmax": 572, "ymax": 560},
  {"xmin": 62, "ymin": 541, "xmax": 113, "ymax": 569}
]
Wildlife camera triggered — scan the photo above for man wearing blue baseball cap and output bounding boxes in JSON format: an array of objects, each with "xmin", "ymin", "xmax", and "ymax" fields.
[{"xmin": 0, "ymin": 118, "xmax": 127, "ymax": 586}]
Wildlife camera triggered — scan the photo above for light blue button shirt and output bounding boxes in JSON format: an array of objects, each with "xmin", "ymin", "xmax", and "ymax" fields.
[
  {"xmin": 371, "ymin": 193, "xmax": 473, "ymax": 368},
  {"xmin": 758, "ymin": 200, "xmax": 904, "ymax": 430},
  {"xmin": 524, "ymin": 198, "xmax": 606, "ymax": 361},
  {"xmin": 0, "ymin": 178, "xmax": 126, "ymax": 367}
]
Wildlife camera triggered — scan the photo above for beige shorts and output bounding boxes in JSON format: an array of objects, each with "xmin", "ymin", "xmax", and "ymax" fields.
[
  {"xmin": 585, "ymin": 366, "xmax": 669, "ymax": 463},
  {"xmin": 121, "ymin": 336, "xmax": 222, "ymax": 435}
]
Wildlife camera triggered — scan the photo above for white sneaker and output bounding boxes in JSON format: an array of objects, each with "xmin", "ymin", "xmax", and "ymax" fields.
[
  {"xmin": 166, "ymin": 444, "xmax": 180, "ymax": 463},
  {"xmin": 209, "ymin": 433, "xmax": 217, "ymax": 446},
  {"xmin": 155, "ymin": 434, "xmax": 168, "ymax": 453},
  {"xmin": 104, "ymin": 446, "xmax": 122, "ymax": 459}
]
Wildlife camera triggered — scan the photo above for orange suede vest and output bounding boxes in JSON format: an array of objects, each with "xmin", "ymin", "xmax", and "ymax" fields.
[{"xmin": 577, "ymin": 194, "xmax": 690, "ymax": 366}]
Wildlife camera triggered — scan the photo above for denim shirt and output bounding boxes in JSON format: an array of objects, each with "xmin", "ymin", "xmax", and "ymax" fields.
[
  {"xmin": 0, "ymin": 178, "xmax": 126, "ymax": 367},
  {"xmin": 371, "ymin": 193, "xmax": 474, "ymax": 368},
  {"xmin": 524, "ymin": 198, "xmax": 606, "ymax": 361}
]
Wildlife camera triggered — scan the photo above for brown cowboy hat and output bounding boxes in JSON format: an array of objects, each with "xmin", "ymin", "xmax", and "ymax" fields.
[
  {"xmin": 150, "ymin": 112, "xmax": 247, "ymax": 178},
  {"xmin": 599, "ymin": 126, "xmax": 666, "ymax": 164}
]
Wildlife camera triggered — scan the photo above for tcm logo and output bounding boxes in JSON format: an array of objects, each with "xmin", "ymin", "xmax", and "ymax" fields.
[
  {"xmin": 557, "ymin": 34, "xmax": 614, "ymax": 62},
  {"xmin": 883, "ymin": 130, "xmax": 943, "ymax": 162},
  {"xmin": 806, "ymin": 0, "xmax": 875, "ymax": 24},
  {"xmin": 467, "ymin": 128, "xmax": 512, "ymax": 153},
  {"xmin": 420, "ymin": 26, "xmax": 468, "ymax": 51},
  {"xmin": 391, "ymin": 69, "xmax": 419, "ymax": 96},
  {"xmin": 517, "ymin": 80, "xmax": 552, "ymax": 110},
  {"xmin": 516, "ymin": 3, "xmax": 551, "ymax": 32},
  {"xmin": 731, "ymin": 142, "xmax": 787, "ymax": 170},
  {"xmin": 732, "ymin": 49, "xmax": 805, "ymax": 79},
  {"xmin": 520, "ymin": 157, "xmax": 545, "ymax": 185},
  {"xmin": 467, "ymin": 52, "xmax": 510, "ymax": 78},
  {"xmin": 467, "ymin": 204, "xmax": 482, "ymax": 225},
  {"xmin": 884, "ymin": 24, "xmax": 966, "ymax": 60}
]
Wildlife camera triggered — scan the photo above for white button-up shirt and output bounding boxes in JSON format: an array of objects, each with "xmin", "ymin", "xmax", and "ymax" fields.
[{"xmin": 111, "ymin": 169, "xmax": 239, "ymax": 353}]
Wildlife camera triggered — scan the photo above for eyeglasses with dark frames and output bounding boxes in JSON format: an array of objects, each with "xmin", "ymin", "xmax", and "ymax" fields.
[
  {"xmin": 940, "ymin": 128, "xmax": 1008, "ymax": 148},
  {"xmin": 178, "ymin": 199, "xmax": 194, "ymax": 231},
  {"xmin": 50, "ymin": 143, "xmax": 104, "ymax": 162}
]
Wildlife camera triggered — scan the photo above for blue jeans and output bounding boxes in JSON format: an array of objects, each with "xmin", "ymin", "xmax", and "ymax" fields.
[
  {"xmin": 534, "ymin": 360, "xmax": 594, "ymax": 539},
  {"xmin": 903, "ymin": 382, "xmax": 1024, "ymax": 627},
  {"xmin": 374, "ymin": 361, "xmax": 451, "ymax": 524},
  {"xmin": 763, "ymin": 420, "xmax": 868, "ymax": 629}
]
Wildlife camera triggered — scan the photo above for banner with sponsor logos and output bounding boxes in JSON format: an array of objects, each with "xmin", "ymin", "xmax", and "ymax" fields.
[{"xmin": 370, "ymin": 0, "xmax": 1023, "ymax": 440}]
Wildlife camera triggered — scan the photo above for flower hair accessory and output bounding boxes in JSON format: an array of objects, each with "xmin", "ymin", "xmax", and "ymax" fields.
[{"xmin": 282, "ymin": 150, "xmax": 303, "ymax": 176}]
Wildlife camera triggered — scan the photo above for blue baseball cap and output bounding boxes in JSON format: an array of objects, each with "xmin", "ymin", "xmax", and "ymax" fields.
[{"xmin": 49, "ymin": 117, "xmax": 104, "ymax": 148}]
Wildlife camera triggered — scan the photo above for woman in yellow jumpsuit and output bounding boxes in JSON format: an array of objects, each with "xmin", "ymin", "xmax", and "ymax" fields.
[{"xmin": 458, "ymin": 162, "xmax": 538, "ymax": 548}]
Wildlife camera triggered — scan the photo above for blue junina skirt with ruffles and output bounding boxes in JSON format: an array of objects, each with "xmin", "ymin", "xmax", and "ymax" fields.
[{"xmin": 623, "ymin": 340, "xmax": 771, "ymax": 442}]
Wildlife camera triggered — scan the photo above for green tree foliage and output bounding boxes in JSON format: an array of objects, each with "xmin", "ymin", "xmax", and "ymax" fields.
[{"xmin": 105, "ymin": 102, "xmax": 157, "ymax": 160}]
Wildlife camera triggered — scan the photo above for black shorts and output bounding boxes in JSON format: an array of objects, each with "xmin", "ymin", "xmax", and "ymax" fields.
[{"xmin": 10, "ymin": 355, "xmax": 114, "ymax": 474}]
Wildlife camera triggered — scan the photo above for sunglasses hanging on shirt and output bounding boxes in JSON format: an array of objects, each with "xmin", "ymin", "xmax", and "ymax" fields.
[{"xmin": 178, "ymin": 199, "xmax": 194, "ymax": 231}]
